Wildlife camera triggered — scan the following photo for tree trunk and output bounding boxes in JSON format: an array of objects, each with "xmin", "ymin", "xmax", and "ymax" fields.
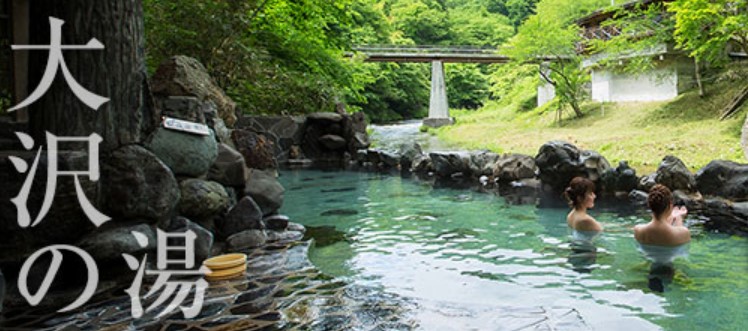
[
  {"xmin": 27, "ymin": 0, "xmax": 156, "ymax": 152},
  {"xmin": 694, "ymin": 58, "xmax": 704, "ymax": 98}
]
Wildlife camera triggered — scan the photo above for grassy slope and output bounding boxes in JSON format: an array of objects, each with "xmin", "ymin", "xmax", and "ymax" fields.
[{"xmin": 436, "ymin": 74, "xmax": 748, "ymax": 174}]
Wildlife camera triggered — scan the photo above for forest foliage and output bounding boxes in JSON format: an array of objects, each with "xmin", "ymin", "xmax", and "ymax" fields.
[{"xmin": 143, "ymin": 0, "xmax": 747, "ymax": 123}]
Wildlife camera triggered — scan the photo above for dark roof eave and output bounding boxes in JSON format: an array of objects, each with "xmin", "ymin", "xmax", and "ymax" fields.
[{"xmin": 576, "ymin": 0, "xmax": 672, "ymax": 27}]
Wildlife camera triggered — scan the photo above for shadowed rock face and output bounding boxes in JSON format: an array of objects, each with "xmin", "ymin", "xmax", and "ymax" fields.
[
  {"xmin": 535, "ymin": 141, "xmax": 611, "ymax": 192},
  {"xmin": 696, "ymin": 160, "xmax": 748, "ymax": 201}
]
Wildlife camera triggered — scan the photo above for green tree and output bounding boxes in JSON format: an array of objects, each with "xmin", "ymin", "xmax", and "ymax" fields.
[
  {"xmin": 447, "ymin": 5, "xmax": 514, "ymax": 47},
  {"xmin": 509, "ymin": 0, "xmax": 607, "ymax": 117},
  {"xmin": 389, "ymin": 0, "xmax": 451, "ymax": 44},
  {"xmin": 669, "ymin": 0, "xmax": 748, "ymax": 64},
  {"xmin": 446, "ymin": 64, "xmax": 490, "ymax": 109}
]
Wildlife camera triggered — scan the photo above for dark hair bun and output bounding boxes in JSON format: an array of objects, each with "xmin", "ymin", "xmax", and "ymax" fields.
[{"xmin": 648, "ymin": 184, "xmax": 673, "ymax": 216}]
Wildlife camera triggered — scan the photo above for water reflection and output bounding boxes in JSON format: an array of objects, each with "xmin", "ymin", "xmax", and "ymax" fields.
[{"xmin": 569, "ymin": 230, "xmax": 601, "ymax": 273}]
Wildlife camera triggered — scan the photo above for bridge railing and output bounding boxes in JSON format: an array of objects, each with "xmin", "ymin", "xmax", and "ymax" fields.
[{"xmin": 352, "ymin": 44, "xmax": 501, "ymax": 55}]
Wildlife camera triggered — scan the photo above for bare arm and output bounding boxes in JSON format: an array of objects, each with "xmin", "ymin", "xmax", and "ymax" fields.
[{"xmin": 670, "ymin": 206, "xmax": 688, "ymax": 227}]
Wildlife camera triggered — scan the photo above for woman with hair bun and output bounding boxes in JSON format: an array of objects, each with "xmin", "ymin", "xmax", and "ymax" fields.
[
  {"xmin": 564, "ymin": 177, "xmax": 602, "ymax": 273},
  {"xmin": 634, "ymin": 184, "xmax": 691, "ymax": 248},
  {"xmin": 634, "ymin": 184, "xmax": 691, "ymax": 291},
  {"xmin": 565, "ymin": 177, "xmax": 603, "ymax": 234}
]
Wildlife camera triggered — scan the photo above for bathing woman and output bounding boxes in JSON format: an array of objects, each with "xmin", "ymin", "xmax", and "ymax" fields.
[
  {"xmin": 634, "ymin": 184, "xmax": 691, "ymax": 291},
  {"xmin": 564, "ymin": 177, "xmax": 602, "ymax": 272},
  {"xmin": 565, "ymin": 177, "xmax": 603, "ymax": 234}
]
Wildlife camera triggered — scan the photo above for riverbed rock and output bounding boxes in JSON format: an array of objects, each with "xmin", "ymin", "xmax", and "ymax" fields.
[
  {"xmin": 379, "ymin": 150, "xmax": 401, "ymax": 168},
  {"xmin": 245, "ymin": 169, "xmax": 285, "ymax": 216},
  {"xmin": 493, "ymin": 154, "xmax": 537, "ymax": 182},
  {"xmin": 78, "ymin": 223, "xmax": 157, "ymax": 262},
  {"xmin": 695, "ymin": 160, "xmax": 748, "ymax": 201},
  {"xmin": 654, "ymin": 155, "xmax": 696, "ymax": 192},
  {"xmin": 178, "ymin": 179, "xmax": 231, "ymax": 222},
  {"xmin": 264, "ymin": 214, "xmax": 290, "ymax": 231},
  {"xmin": 226, "ymin": 230, "xmax": 267, "ymax": 250},
  {"xmin": 628, "ymin": 190, "xmax": 649, "ymax": 206},
  {"xmin": 101, "ymin": 145, "xmax": 180, "ymax": 222},
  {"xmin": 307, "ymin": 112, "xmax": 343, "ymax": 123},
  {"xmin": 232, "ymin": 129, "xmax": 277, "ymax": 170},
  {"xmin": 398, "ymin": 142, "xmax": 423, "ymax": 171},
  {"xmin": 217, "ymin": 196, "xmax": 264, "ymax": 239},
  {"xmin": 430, "ymin": 152, "xmax": 470, "ymax": 177},
  {"xmin": 601, "ymin": 161, "xmax": 638, "ymax": 194},
  {"xmin": 469, "ymin": 152, "xmax": 501, "ymax": 177},
  {"xmin": 165, "ymin": 216, "xmax": 214, "ymax": 265},
  {"xmin": 151, "ymin": 55, "xmax": 237, "ymax": 127},
  {"xmin": 319, "ymin": 134, "xmax": 347, "ymax": 150},
  {"xmin": 157, "ymin": 96, "xmax": 206, "ymax": 124},
  {"xmin": 638, "ymin": 173, "xmax": 657, "ymax": 192},
  {"xmin": 411, "ymin": 154, "xmax": 433, "ymax": 173},
  {"xmin": 535, "ymin": 141, "xmax": 611, "ymax": 191},
  {"xmin": 145, "ymin": 127, "xmax": 218, "ymax": 177},
  {"xmin": 265, "ymin": 230, "xmax": 304, "ymax": 244},
  {"xmin": 208, "ymin": 143, "xmax": 248, "ymax": 187}
]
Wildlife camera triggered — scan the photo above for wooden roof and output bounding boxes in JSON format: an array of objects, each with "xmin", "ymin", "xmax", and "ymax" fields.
[{"xmin": 576, "ymin": 0, "xmax": 673, "ymax": 27}]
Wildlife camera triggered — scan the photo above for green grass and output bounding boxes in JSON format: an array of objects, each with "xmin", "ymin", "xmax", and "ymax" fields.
[{"xmin": 437, "ymin": 76, "xmax": 748, "ymax": 174}]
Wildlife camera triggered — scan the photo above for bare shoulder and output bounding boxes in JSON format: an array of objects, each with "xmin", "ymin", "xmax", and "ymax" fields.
[
  {"xmin": 633, "ymin": 223, "xmax": 646, "ymax": 241},
  {"xmin": 675, "ymin": 225, "xmax": 692, "ymax": 244},
  {"xmin": 576, "ymin": 216, "xmax": 602, "ymax": 231}
]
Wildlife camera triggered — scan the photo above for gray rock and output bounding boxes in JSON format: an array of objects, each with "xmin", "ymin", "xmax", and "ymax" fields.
[
  {"xmin": 379, "ymin": 150, "xmax": 401, "ymax": 168},
  {"xmin": 639, "ymin": 173, "xmax": 657, "ymax": 192},
  {"xmin": 430, "ymin": 152, "xmax": 470, "ymax": 177},
  {"xmin": 629, "ymin": 190, "xmax": 649, "ymax": 206},
  {"xmin": 493, "ymin": 154, "xmax": 537, "ymax": 182},
  {"xmin": 398, "ymin": 142, "xmax": 423, "ymax": 170},
  {"xmin": 208, "ymin": 144, "xmax": 248, "ymax": 187},
  {"xmin": 264, "ymin": 214, "xmax": 290, "ymax": 231},
  {"xmin": 245, "ymin": 169, "xmax": 285, "ymax": 216},
  {"xmin": 469, "ymin": 151, "xmax": 501, "ymax": 177},
  {"xmin": 101, "ymin": 145, "xmax": 180, "ymax": 222},
  {"xmin": 307, "ymin": 112, "xmax": 343, "ymax": 123},
  {"xmin": 166, "ymin": 217, "xmax": 214, "ymax": 265},
  {"xmin": 287, "ymin": 222, "xmax": 306, "ymax": 233},
  {"xmin": 319, "ymin": 134, "xmax": 347, "ymax": 150},
  {"xmin": 158, "ymin": 96, "xmax": 205, "ymax": 124},
  {"xmin": 601, "ymin": 161, "xmax": 638, "ymax": 194},
  {"xmin": 231, "ymin": 129, "xmax": 277, "ymax": 170},
  {"xmin": 654, "ymin": 155, "xmax": 696, "ymax": 192},
  {"xmin": 151, "ymin": 55, "xmax": 237, "ymax": 127},
  {"xmin": 178, "ymin": 179, "xmax": 230, "ymax": 223},
  {"xmin": 218, "ymin": 196, "xmax": 264, "ymax": 239},
  {"xmin": 535, "ymin": 141, "xmax": 610, "ymax": 192},
  {"xmin": 78, "ymin": 224, "xmax": 156, "ymax": 261},
  {"xmin": 265, "ymin": 230, "xmax": 304, "ymax": 244},
  {"xmin": 226, "ymin": 230, "xmax": 267, "ymax": 250},
  {"xmin": 695, "ymin": 160, "xmax": 748, "ymax": 201},
  {"xmin": 146, "ymin": 127, "xmax": 219, "ymax": 177},
  {"xmin": 411, "ymin": 154, "xmax": 433, "ymax": 173}
]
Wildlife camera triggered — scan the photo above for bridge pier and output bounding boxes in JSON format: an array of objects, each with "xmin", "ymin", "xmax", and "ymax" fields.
[{"xmin": 423, "ymin": 60, "xmax": 454, "ymax": 128}]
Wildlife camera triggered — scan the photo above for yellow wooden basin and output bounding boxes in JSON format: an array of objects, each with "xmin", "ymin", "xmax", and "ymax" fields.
[
  {"xmin": 203, "ymin": 253, "xmax": 247, "ymax": 270},
  {"xmin": 205, "ymin": 263, "xmax": 246, "ymax": 281}
]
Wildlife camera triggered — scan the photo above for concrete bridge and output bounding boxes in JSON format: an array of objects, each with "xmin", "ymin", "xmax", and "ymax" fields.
[{"xmin": 353, "ymin": 45, "xmax": 512, "ymax": 127}]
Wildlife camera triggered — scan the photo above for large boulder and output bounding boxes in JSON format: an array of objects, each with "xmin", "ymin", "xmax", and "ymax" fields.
[
  {"xmin": 231, "ymin": 129, "xmax": 277, "ymax": 170},
  {"xmin": 600, "ymin": 161, "xmax": 638, "ymax": 194},
  {"xmin": 165, "ymin": 216, "xmax": 214, "ymax": 265},
  {"xmin": 493, "ymin": 154, "xmax": 537, "ymax": 182},
  {"xmin": 146, "ymin": 127, "xmax": 219, "ymax": 177},
  {"xmin": 654, "ymin": 155, "xmax": 696, "ymax": 192},
  {"xmin": 157, "ymin": 96, "xmax": 206, "ymax": 124},
  {"xmin": 151, "ymin": 55, "xmax": 237, "ymax": 127},
  {"xmin": 101, "ymin": 145, "xmax": 180, "ymax": 222},
  {"xmin": 208, "ymin": 144, "xmax": 248, "ymax": 187},
  {"xmin": 217, "ymin": 196, "xmax": 264, "ymax": 239},
  {"xmin": 535, "ymin": 141, "xmax": 611, "ymax": 191},
  {"xmin": 430, "ymin": 152, "xmax": 470, "ymax": 177},
  {"xmin": 178, "ymin": 179, "xmax": 231, "ymax": 222},
  {"xmin": 398, "ymin": 142, "xmax": 423, "ymax": 171},
  {"xmin": 245, "ymin": 169, "xmax": 285, "ymax": 216},
  {"xmin": 319, "ymin": 134, "xmax": 347, "ymax": 150},
  {"xmin": 469, "ymin": 152, "xmax": 501, "ymax": 177},
  {"xmin": 696, "ymin": 160, "xmax": 748, "ymax": 201},
  {"xmin": 78, "ymin": 223, "xmax": 157, "ymax": 262}
]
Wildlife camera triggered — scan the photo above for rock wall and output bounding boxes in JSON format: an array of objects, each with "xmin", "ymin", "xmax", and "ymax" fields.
[{"xmin": 0, "ymin": 56, "xmax": 303, "ymax": 307}]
